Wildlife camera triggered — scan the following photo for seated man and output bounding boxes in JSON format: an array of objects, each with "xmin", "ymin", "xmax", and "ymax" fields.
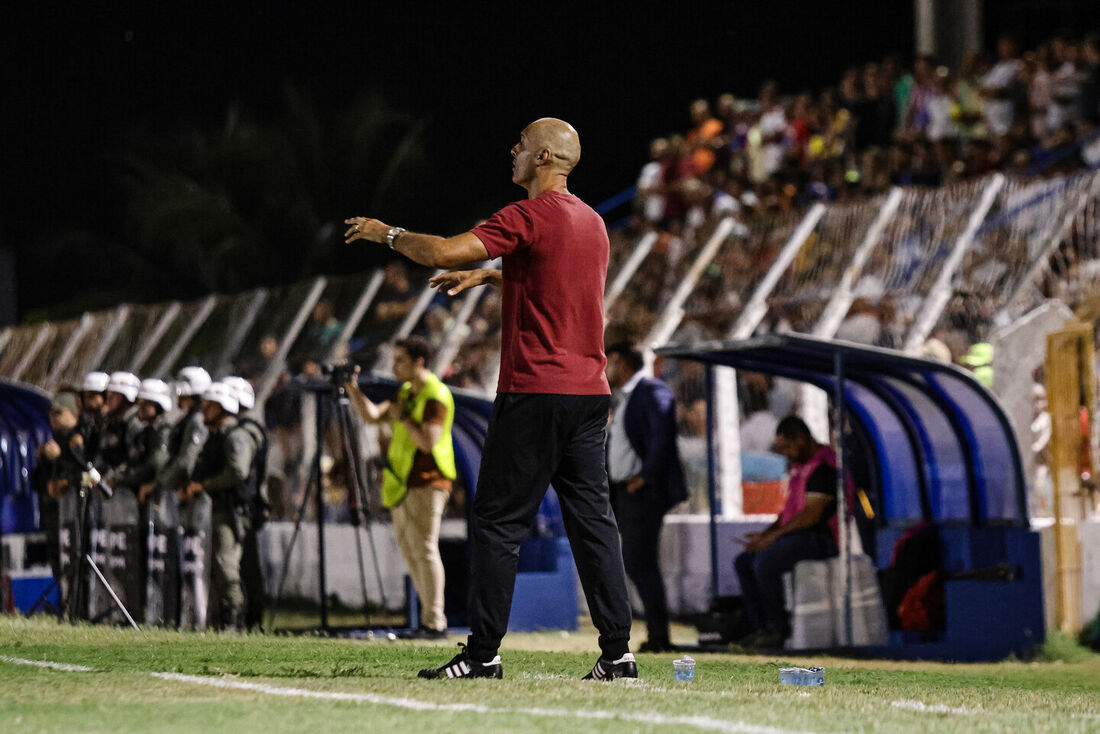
[{"xmin": 733, "ymin": 415, "xmax": 847, "ymax": 649}]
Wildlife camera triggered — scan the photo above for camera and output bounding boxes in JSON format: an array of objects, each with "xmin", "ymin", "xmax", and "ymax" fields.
[{"xmin": 321, "ymin": 362, "xmax": 357, "ymax": 386}]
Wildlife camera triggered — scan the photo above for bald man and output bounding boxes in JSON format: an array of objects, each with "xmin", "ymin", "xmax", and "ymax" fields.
[{"xmin": 346, "ymin": 118, "xmax": 635, "ymax": 681}]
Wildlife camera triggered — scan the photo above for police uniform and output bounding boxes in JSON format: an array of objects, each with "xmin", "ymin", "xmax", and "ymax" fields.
[
  {"xmin": 157, "ymin": 408, "xmax": 208, "ymax": 493},
  {"xmin": 114, "ymin": 415, "xmax": 172, "ymax": 492},
  {"xmin": 190, "ymin": 416, "xmax": 256, "ymax": 629},
  {"xmin": 233, "ymin": 413, "xmax": 268, "ymax": 630},
  {"xmin": 96, "ymin": 409, "xmax": 142, "ymax": 474}
]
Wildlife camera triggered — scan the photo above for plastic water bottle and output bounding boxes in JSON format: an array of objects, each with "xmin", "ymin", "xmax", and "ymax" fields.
[
  {"xmin": 673, "ymin": 655, "xmax": 695, "ymax": 682},
  {"xmin": 779, "ymin": 666, "xmax": 824, "ymax": 686}
]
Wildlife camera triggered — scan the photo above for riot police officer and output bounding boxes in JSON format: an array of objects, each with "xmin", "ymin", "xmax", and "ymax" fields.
[
  {"xmin": 184, "ymin": 382, "xmax": 256, "ymax": 631},
  {"xmin": 115, "ymin": 379, "xmax": 174, "ymax": 499},
  {"xmin": 156, "ymin": 366, "xmax": 211, "ymax": 495},
  {"xmin": 95, "ymin": 371, "xmax": 142, "ymax": 474},
  {"xmin": 223, "ymin": 375, "xmax": 269, "ymax": 631},
  {"xmin": 77, "ymin": 371, "xmax": 109, "ymax": 461}
]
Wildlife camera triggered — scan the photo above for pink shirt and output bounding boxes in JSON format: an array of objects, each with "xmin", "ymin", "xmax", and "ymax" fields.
[{"xmin": 472, "ymin": 192, "xmax": 610, "ymax": 395}]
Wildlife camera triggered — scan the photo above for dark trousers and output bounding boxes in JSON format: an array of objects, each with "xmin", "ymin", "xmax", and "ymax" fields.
[
  {"xmin": 734, "ymin": 529, "xmax": 837, "ymax": 634},
  {"xmin": 467, "ymin": 393, "xmax": 632, "ymax": 662},
  {"xmin": 612, "ymin": 482, "xmax": 669, "ymax": 644},
  {"xmin": 241, "ymin": 520, "xmax": 264, "ymax": 630}
]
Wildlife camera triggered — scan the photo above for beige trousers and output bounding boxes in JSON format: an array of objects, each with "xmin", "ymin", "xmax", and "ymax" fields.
[{"xmin": 391, "ymin": 486, "xmax": 449, "ymax": 631}]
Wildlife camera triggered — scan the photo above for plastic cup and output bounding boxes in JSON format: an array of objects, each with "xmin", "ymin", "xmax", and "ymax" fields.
[{"xmin": 673, "ymin": 655, "xmax": 695, "ymax": 682}]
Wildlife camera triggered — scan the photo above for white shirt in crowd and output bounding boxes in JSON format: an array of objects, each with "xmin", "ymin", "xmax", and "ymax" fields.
[
  {"xmin": 608, "ymin": 370, "xmax": 645, "ymax": 483},
  {"xmin": 636, "ymin": 160, "xmax": 665, "ymax": 223},
  {"xmin": 981, "ymin": 59, "xmax": 1022, "ymax": 136}
]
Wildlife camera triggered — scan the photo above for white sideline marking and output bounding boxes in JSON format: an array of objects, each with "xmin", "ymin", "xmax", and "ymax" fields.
[
  {"xmin": 892, "ymin": 699, "xmax": 1100, "ymax": 721},
  {"xmin": 154, "ymin": 671, "xmax": 818, "ymax": 734},
  {"xmin": 0, "ymin": 655, "xmax": 95, "ymax": 672},
  {"xmin": 891, "ymin": 699, "xmax": 981, "ymax": 716}
]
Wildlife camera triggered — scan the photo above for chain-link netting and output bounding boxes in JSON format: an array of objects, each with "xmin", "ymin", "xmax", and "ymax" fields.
[
  {"xmin": 830, "ymin": 177, "xmax": 990, "ymax": 349},
  {"xmin": 282, "ymin": 272, "xmax": 377, "ymax": 371},
  {"xmin": 163, "ymin": 289, "xmax": 264, "ymax": 379},
  {"xmin": 225, "ymin": 280, "xmax": 319, "ymax": 382},
  {"xmin": 53, "ymin": 308, "xmax": 129, "ymax": 389},
  {"xmin": 0, "ymin": 323, "xmax": 51, "ymax": 381},
  {"xmin": 347, "ymin": 264, "xmax": 434, "ymax": 370},
  {"xmin": 675, "ymin": 209, "xmax": 806, "ymax": 341},
  {"xmin": 139, "ymin": 298, "xmax": 218, "ymax": 379},
  {"xmin": 929, "ymin": 173, "xmax": 1099, "ymax": 353},
  {"xmin": 19, "ymin": 318, "xmax": 82, "ymax": 389},
  {"xmin": 98, "ymin": 303, "xmax": 179, "ymax": 374},
  {"xmin": 762, "ymin": 197, "xmax": 885, "ymax": 335},
  {"xmin": 1002, "ymin": 172, "xmax": 1100, "ymax": 323}
]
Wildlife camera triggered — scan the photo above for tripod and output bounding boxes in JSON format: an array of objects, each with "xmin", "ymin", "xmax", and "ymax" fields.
[
  {"xmin": 269, "ymin": 375, "xmax": 389, "ymax": 634},
  {"xmin": 64, "ymin": 482, "xmax": 140, "ymax": 631}
]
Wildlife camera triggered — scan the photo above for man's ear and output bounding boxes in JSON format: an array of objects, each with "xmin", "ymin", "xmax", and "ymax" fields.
[{"xmin": 535, "ymin": 147, "xmax": 553, "ymax": 166}]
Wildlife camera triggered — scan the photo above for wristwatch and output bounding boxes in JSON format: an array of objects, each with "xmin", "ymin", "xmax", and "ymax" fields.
[{"xmin": 385, "ymin": 226, "xmax": 406, "ymax": 250}]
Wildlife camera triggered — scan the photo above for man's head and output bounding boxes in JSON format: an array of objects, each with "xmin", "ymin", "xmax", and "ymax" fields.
[
  {"xmin": 80, "ymin": 371, "xmax": 109, "ymax": 415},
  {"xmin": 690, "ymin": 99, "xmax": 711, "ymax": 125},
  {"xmin": 605, "ymin": 341, "xmax": 644, "ymax": 390},
  {"xmin": 393, "ymin": 336, "xmax": 432, "ymax": 383},
  {"xmin": 105, "ymin": 371, "xmax": 141, "ymax": 415},
  {"xmin": 997, "ymin": 34, "xmax": 1019, "ymax": 61},
  {"xmin": 200, "ymin": 382, "xmax": 239, "ymax": 428},
  {"xmin": 50, "ymin": 391, "xmax": 80, "ymax": 432},
  {"xmin": 175, "ymin": 365, "xmax": 212, "ymax": 412},
  {"xmin": 773, "ymin": 415, "xmax": 818, "ymax": 465},
  {"xmin": 136, "ymin": 378, "xmax": 173, "ymax": 422},
  {"xmin": 511, "ymin": 118, "xmax": 581, "ymax": 189},
  {"xmin": 1084, "ymin": 32, "xmax": 1100, "ymax": 66}
]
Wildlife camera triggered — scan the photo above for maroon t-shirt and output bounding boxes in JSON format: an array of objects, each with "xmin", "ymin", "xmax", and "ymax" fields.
[{"xmin": 472, "ymin": 191, "xmax": 610, "ymax": 395}]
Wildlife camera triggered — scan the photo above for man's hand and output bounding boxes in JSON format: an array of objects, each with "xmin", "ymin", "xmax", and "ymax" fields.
[
  {"xmin": 626, "ymin": 476, "xmax": 646, "ymax": 494},
  {"xmin": 745, "ymin": 530, "xmax": 777, "ymax": 554},
  {"xmin": 39, "ymin": 440, "xmax": 61, "ymax": 461},
  {"xmin": 47, "ymin": 479, "xmax": 68, "ymax": 499},
  {"xmin": 387, "ymin": 401, "xmax": 404, "ymax": 421},
  {"xmin": 344, "ymin": 217, "xmax": 389, "ymax": 245},
  {"xmin": 184, "ymin": 481, "xmax": 204, "ymax": 500},
  {"xmin": 429, "ymin": 269, "xmax": 498, "ymax": 296},
  {"xmin": 138, "ymin": 482, "xmax": 156, "ymax": 503}
]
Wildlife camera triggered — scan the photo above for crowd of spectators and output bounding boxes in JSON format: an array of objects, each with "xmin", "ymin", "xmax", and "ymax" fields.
[
  {"xmin": 604, "ymin": 31, "xmax": 1100, "ymax": 512},
  {"xmin": 633, "ymin": 31, "xmax": 1100, "ymax": 235}
]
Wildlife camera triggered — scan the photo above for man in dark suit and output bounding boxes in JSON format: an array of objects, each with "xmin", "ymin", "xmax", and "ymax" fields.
[{"xmin": 605, "ymin": 342, "xmax": 686, "ymax": 653}]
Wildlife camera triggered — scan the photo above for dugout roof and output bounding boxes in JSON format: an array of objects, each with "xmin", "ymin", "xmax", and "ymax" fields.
[
  {"xmin": 657, "ymin": 334, "xmax": 1028, "ymax": 526},
  {"xmin": 0, "ymin": 380, "xmax": 51, "ymax": 534}
]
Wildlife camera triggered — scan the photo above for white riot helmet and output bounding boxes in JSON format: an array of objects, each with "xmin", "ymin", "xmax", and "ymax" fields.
[
  {"xmin": 106, "ymin": 371, "xmax": 141, "ymax": 402},
  {"xmin": 222, "ymin": 376, "xmax": 255, "ymax": 411},
  {"xmin": 82, "ymin": 371, "xmax": 110, "ymax": 393},
  {"xmin": 136, "ymin": 378, "xmax": 174, "ymax": 413},
  {"xmin": 175, "ymin": 366, "xmax": 212, "ymax": 397},
  {"xmin": 201, "ymin": 382, "xmax": 239, "ymax": 415}
]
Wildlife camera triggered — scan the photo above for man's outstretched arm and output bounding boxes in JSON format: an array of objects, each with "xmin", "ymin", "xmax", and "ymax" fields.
[
  {"xmin": 429, "ymin": 268, "xmax": 502, "ymax": 295},
  {"xmin": 345, "ymin": 217, "xmax": 489, "ymax": 269}
]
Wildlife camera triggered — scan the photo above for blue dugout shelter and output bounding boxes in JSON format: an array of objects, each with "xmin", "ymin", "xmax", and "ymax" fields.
[
  {"xmin": 657, "ymin": 335, "xmax": 1045, "ymax": 661},
  {"xmin": 0, "ymin": 380, "xmax": 51, "ymax": 535}
]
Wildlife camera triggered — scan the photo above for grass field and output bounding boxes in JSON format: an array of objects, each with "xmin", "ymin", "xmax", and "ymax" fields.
[{"xmin": 2, "ymin": 617, "xmax": 1099, "ymax": 733}]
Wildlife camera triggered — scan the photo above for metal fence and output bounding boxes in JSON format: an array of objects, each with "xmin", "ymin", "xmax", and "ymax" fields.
[{"xmin": 5, "ymin": 170, "xmax": 1100, "ymax": 517}]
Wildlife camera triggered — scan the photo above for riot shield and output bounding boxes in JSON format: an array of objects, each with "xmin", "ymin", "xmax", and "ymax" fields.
[
  {"xmin": 98, "ymin": 487, "xmax": 141, "ymax": 625},
  {"xmin": 143, "ymin": 489, "xmax": 180, "ymax": 627},
  {"xmin": 57, "ymin": 489, "xmax": 83, "ymax": 618},
  {"xmin": 178, "ymin": 492, "xmax": 212, "ymax": 630}
]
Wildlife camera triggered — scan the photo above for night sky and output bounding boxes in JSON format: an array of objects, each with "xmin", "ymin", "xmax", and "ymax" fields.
[{"xmin": 3, "ymin": 1, "xmax": 1084, "ymax": 323}]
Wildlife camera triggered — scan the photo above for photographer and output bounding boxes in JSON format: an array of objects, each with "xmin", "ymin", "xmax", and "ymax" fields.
[{"xmin": 345, "ymin": 336, "xmax": 456, "ymax": 640}]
